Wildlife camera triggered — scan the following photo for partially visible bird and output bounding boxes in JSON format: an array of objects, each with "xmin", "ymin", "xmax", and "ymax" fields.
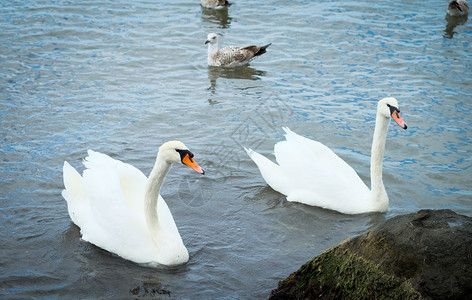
[
  {"xmin": 201, "ymin": 0, "xmax": 231, "ymax": 9},
  {"xmin": 205, "ymin": 33, "xmax": 271, "ymax": 67},
  {"xmin": 447, "ymin": 0, "xmax": 469, "ymax": 17}
]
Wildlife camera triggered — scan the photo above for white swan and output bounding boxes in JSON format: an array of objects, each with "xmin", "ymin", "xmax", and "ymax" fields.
[
  {"xmin": 62, "ymin": 141, "xmax": 204, "ymax": 266},
  {"xmin": 245, "ymin": 97, "xmax": 408, "ymax": 214}
]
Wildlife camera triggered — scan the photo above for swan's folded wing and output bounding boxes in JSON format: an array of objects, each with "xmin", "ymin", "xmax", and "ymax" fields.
[
  {"xmin": 157, "ymin": 195, "xmax": 183, "ymax": 243},
  {"xmin": 244, "ymin": 147, "xmax": 291, "ymax": 195},
  {"xmin": 83, "ymin": 149, "xmax": 117, "ymax": 169},
  {"xmin": 81, "ymin": 166, "xmax": 153, "ymax": 258},
  {"xmin": 81, "ymin": 152, "xmax": 149, "ymax": 249},
  {"xmin": 73, "ymin": 150, "xmax": 182, "ymax": 263},
  {"xmin": 281, "ymin": 128, "xmax": 362, "ymax": 182},
  {"xmin": 84, "ymin": 150, "xmax": 148, "ymax": 214},
  {"xmin": 274, "ymin": 128, "xmax": 369, "ymax": 203},
  {"xmin": 115, "ymin": 161, "xmax": 148, "ymax": 213}
]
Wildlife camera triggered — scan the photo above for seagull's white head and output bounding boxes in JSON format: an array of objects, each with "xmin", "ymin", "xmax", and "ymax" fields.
[{"xmin": 205, "ymin": 33, "xmax": 218, "ymax": 45}]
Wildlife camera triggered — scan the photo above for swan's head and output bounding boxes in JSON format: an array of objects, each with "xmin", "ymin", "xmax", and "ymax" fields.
[
  {"xmin": 159, "ymin": 141, "xmax": 205, "ymax": 174},
  {"xmin": 378, "ymin": 97, "xmax": 408, "ymax": 130},
  {"xmin": 205, "ymin": 33, "xmax": 218, "ymax": 45}
]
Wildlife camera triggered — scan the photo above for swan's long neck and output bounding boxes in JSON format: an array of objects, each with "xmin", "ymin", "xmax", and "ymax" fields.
[
  {"xmin": 144, "ymin": 154, "xmax": 171, "ymax": 240},
  {"xmin": 369, "ymin": 111, "xmax": 390, "ymax": 208}
]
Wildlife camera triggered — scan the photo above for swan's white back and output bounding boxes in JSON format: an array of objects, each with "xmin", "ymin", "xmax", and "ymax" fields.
[
  {"xmin": 246, "ymin": 128, "xmax": 371, "ymax": 214},
  {"xmin": 62, "ymin": 150, "xmax": 187, "ymax": 266}
]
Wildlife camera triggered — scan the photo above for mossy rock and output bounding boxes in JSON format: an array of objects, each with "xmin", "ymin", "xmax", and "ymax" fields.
[{"xmin": 270, "ymin": 209, "xmax": 472, "ymax": 300}]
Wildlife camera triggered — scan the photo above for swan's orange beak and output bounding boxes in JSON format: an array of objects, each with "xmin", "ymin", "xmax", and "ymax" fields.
[
  {"xmin": 391, "ymin": 109, "xmax": 408, "ymax": 130},
  {"xmin": 182, "ymin": 154, "xmax": 205, "ymax": 174}
]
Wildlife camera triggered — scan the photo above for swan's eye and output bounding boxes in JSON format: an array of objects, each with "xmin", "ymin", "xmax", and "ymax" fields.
[
  {"xmin": 176, "ymin": 149, "xmax": 194, "ymax": 163},
  {"xmin": 387, "ymin": 104, "xmax": 400, "ymax": 116}
]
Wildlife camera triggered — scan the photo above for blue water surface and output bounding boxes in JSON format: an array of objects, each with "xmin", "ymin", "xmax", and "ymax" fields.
[{"xmin": 1, "ymin": 0, "xmax": 471, "ymax": 298}]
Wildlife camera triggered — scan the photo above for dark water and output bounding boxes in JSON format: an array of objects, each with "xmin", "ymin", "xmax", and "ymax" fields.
[{"xmin": 1, "ymin": 0, "xmax": 471, "ymax": 298}]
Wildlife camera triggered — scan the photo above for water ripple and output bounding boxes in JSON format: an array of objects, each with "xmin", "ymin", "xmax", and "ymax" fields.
[{"xmin": 1, "ymin": 0, "xmax": 471, "ymax": 298}]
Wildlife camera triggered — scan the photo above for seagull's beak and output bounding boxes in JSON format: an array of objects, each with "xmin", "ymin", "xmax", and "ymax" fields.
[
  {"xmin": 182, "ymin": 153, "xmax": 205, "ymax": 174},
  {"xmin": 205, "ymin": 40, "xmax": 210, "ymax": 45}
]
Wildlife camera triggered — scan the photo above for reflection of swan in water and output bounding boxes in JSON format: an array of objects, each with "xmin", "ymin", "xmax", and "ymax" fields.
[
  {"xmin": 201, "ymin": 5, "xmax": 232, "ymax": 29},
  {"xmin": 207, "ymin": 65, "xmax": 266, "ymax": 92},
  {"xmin": 444, "ymin": 0, "xmax": 469, "ymax": 38}
]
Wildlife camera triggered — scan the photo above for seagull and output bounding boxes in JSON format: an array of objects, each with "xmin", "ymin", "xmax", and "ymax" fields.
[
  {"xmin": 205, "ymin": 33, "xmax": 271, "ymax": 67},
  {"xmin": 201, "ymin": 0, "xmax": 231, "ymax": 9},
  {"xmin": 447, "ymin": 0, "xmax": 469, "ymax": 17}
]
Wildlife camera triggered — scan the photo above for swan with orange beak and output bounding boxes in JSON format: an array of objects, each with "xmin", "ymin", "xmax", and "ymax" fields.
[
  {"xmin": 245, "ymin": 97, "xmax": 409, "ymax": 214},
  {"xmin": 62, "ymin": 141, "xmax": 205, "ymax": 266},
  {"xmin": 388, "ymin": 103, "xmax": 408, "ymax": 130},
  {"xmin": 176, "ymin": 148, "xmax": 205, "ymax": 174}
]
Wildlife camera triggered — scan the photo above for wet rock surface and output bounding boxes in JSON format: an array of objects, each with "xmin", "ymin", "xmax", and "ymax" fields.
[{"xmin": 269, "ymin": 209, "xmax": 472, "ymax": 300}]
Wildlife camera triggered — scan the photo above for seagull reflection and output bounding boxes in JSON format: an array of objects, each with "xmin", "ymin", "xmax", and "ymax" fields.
[
  {"xmin": 444, "ymin": 14, "xmax": 468, "ymax": 38},
  {"xmin": 201, "ymin": 6, "xmax": 232, "ymax": 29},
  {"xmin": 207, "ymin": 66, "xmax": 266, "ymax": 99},
  {"xmin": 444, "ymin": 0, "xmax": 468, "ymax": 38}
]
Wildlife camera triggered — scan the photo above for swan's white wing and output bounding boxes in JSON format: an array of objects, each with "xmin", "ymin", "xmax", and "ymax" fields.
[
  {"xmin": 86, "ymin": 151, "xmax": 182, "ymax": 241},
  {"xmin": 246, "ymin": 128, "xmax": 370, "ymax": 213},
  {"xmin": 81, "ymin": 165, "xmax": 158, "ymax": 261},
  {"xmin": 62, "ymin": 161, "xmax": 88, "ymax": 227},
  {"xmin": 276, "ymin": 128, "xmax": 369, "ymax": 210},
  {"xmin": 244, "ymin": 147, "xmax": 291, "ymax": 195},
  {"xmin": 280, "ymin": 127, "xmax": 366, "ymax": 188},
  {"xmin": 63, "ymin": 160, "xmax": 126, "ymax": 251},
  {"xmin": 157, "ymin": 194, "xmax": 183, "ymax": 244},
  {"xmin": 84, "ymin": 150, "xmax": 147, "ymax": 214},
  {"xmin": 64, "ymin": 150, "xmax": 184, "ymax": 264}
]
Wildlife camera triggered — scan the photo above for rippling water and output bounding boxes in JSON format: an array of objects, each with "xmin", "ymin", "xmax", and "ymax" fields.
[{"xmin": 1, "ymin": 0, "xmax": 471, "ymax": 298}]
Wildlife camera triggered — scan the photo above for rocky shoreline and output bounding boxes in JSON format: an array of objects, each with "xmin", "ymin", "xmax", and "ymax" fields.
[{"xmin": 269, "ymin": 209, "xmax": 472, "ymax": 299}]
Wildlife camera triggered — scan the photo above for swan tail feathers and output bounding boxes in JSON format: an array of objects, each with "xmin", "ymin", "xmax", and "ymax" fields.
[
  {"xmin": 62, "ymin": 161, "xmax": 88, "ymax": 226},
  {"xmin": 282, "ymin": 127, "xmax": 293, "ymax": 135},
  {"xmin": 244, "ymin": 147, "xmax": 290, "ymax": 196},
  {"xmin": 83, "ymin": 149, "xmax": 117, "ymax": 169},
  {"xmin": 63, "ymin": 161, "xmax": 85, "ymax": 200},
  {"xmin": 282, "ymin": 127, "xmax": 305, "ymax": 143}
]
